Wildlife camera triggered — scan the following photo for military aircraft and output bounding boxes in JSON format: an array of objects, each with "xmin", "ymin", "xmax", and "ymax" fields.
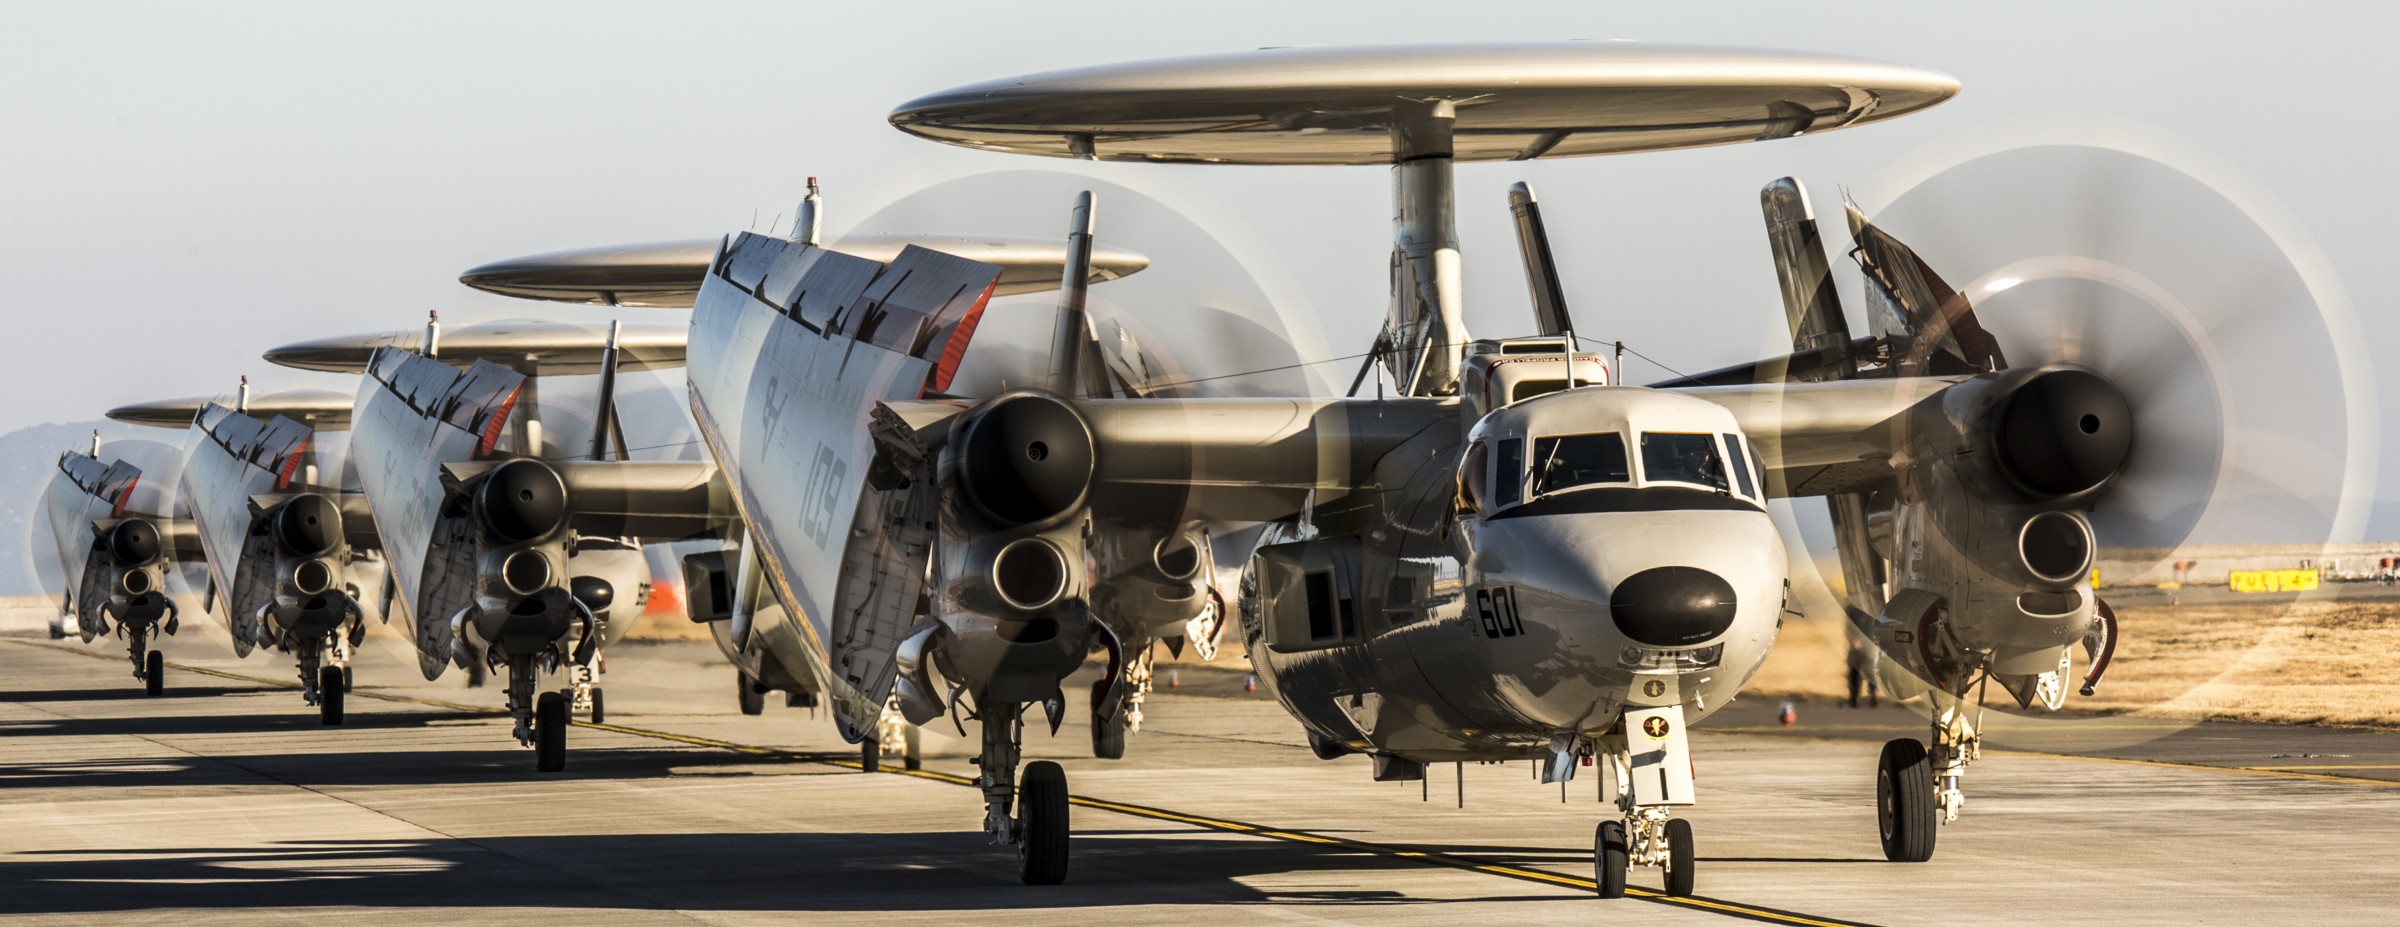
[
  {"xmin": 42, "ymin": 429, "xmax": 212, "ymax": 695},
  {"xmin": 460, "ymin": 41, "xmax": 2348, "ymax": 896},
  {"xmin": 461, "ymin": 215, "xmax": 1160, "ymax": 763},
  {"xmin": 108, "ymin": 382, "xmax": 383, "ymax": 724},
  {"xmin": 245, "ymin": 314, "xmax": 738, "ymax": 768}
]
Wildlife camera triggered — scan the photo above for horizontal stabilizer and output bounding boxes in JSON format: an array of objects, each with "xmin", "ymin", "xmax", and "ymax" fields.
[
  {"xmin": 265, "ymin": 320, "xmax": 687, "ymax": 375},
  {"xmin": 460, "ymin": 233, "xmax": 1149, "ymax": 307},
  {"xmin": 109, "ymin": 388, "xmax": 355, "ymax": 431}
]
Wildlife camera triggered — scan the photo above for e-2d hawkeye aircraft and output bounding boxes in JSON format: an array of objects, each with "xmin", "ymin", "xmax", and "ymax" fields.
[
  {"xmin": 465, "ymin": 42, "xmax": 2276, "ymax": 897},
  {"xmin": 42, "ymin": 431, "xmax": 206, "ymax": 694},
  {"xmin": 460, "ymin": 220, "xmax": 1163, "ymax": 760},
  {"xmin": 108, "ymin": 382, "xmax": 384, "ymax": 724},
  {"xmin": 256, "ymin": 315, "xmax": 735, "ymax": 769}
]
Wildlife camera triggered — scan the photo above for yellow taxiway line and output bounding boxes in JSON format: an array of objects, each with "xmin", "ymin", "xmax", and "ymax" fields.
[{"xmin": 34, "ymin": 638, "xmax": 2400, "ymax": 915}]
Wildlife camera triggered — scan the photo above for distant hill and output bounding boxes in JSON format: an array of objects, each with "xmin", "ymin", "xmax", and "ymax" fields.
[{"xmin": 0, "ymin": 419, "xmax": 143, "ymax": 597}]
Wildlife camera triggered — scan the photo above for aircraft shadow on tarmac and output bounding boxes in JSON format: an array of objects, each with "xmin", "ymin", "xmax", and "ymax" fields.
[
  {"xmin": 0, "ymin": 739, "xmax": 828, "ymax": 788},
  {"xmin": 0, "ymin": 685, "xmax": 272, "ymax": 702},
  {"xmin": 0, "ymin": 706, "xmax": 477, "ymax": 739},
  {"xmin": 0, "ymin": 830, "xmax": 1570, "ymax": 915}
]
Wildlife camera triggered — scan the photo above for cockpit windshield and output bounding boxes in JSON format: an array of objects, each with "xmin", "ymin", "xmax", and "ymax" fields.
[
  {"xmin": 1529, "ymin": 433, "xmax": 1630, "ymax": 496},
  {"xmin": 1639, "ymin": 432, "xmax": 1729, "ymax": 491}
]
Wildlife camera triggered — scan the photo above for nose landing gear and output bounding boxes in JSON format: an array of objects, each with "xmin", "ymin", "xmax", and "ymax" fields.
[{"xmin": 1594, "ymin": 702, "xmax": 1699, "ymax": 898}]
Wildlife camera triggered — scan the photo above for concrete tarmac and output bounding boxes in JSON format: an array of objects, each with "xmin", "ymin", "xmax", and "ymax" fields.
[{"xmin": 5, "ymin": 631, "xmax": 2398, "ymax": 926}]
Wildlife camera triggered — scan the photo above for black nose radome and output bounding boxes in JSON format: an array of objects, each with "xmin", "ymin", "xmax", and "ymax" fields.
[
  {"xmin": 1997, "ymin": 368, "xmax": 2132, "ymax": 498},
  {"xmin": 571, "ymin": 576, "xmax": 615, "ymax": 617},
  {"xmin": 1609, "ymin": 567, "xmax": 1738, "ymax": 647}
]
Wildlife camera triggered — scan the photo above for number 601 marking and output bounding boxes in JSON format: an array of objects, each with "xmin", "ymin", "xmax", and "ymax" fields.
[{"xmin": 1477, "ymin": 586, "xmax": 1525, "ymax": 639}]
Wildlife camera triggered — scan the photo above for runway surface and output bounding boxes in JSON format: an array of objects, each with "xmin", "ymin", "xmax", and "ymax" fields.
[{"xmin": 5, "ymin": 632, "xmax": 2399, "ymax": 925}]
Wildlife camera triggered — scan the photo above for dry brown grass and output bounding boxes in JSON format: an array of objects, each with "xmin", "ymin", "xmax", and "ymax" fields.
[
  {"xmin": 1747, "ymin": 599, "xmax": 2400, "ymax": 728},
  {"xmin": 624, "ymin": 607, "xmax": 717, "ymax": 643}
]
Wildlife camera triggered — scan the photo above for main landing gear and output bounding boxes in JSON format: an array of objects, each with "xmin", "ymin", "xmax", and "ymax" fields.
[
  {"xmin": 1875, "ymin": 694, "xmax": 1977, "ymax": 862},
  {"xmin": 1090, "ymin": 638, "xmax": 1152, "ymax": 761},
  {"xmin": 504, "ymin": 654, "xmax": 573, "ymax": 773},
  {"xmin": 1594, "ymin": 702, "xmax": 1699, "ymax": 898},
  {"xmin": 975, "ymin": 703, "xmax": 1069, "ymax": 885}
]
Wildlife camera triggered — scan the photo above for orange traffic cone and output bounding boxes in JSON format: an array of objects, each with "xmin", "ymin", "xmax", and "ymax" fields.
[
  {"xmin": 1777, "ymin": 700, "xmax": 1797, "ymax": 726},
  {"xmin": 1167, "ymin": 669, "xmax": 1180, "ymax": 688},
  {"xmin": 1243, "ymin": 674, "xmax": 1256, "ymax": 692}
]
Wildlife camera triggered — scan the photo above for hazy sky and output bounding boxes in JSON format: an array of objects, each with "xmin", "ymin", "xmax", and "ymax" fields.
[{"xmin": 6, "ymin": 1, "xmax": 2395, "ymax": 534}]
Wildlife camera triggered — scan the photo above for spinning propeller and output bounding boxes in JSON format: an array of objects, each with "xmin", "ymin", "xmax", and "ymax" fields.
[{"xmin": 1867, "ymin": 144, "xmax": 2366, "ymax": 561}]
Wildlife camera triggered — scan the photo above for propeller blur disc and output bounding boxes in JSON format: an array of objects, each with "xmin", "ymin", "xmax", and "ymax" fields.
[{"xmin": 1872, "ymin": 144, "xmax": 2367, "ymax": 561}]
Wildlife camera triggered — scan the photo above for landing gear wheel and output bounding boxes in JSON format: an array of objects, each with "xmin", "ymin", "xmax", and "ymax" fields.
[
  {"xmin": 143, "ymin": 650, "xmax": 163, "ymax": 697},
  {"xmin": 1662, "ymin": 817, "xmax": 1696, "ymax": 897},
  {"xmin": 1878, "ymin": 738, "xmax": 1937, "ymax": 862},
  {"xmin": 861, "ymin": 738, "xmax": 881, "ymax": 773},
  {"xmin": 1594, "ymin": 820, "xmax": 1628, "ymax": 899},
  {"xmin": 589, "ymin": 687, "xmax": 605, "ymax": 724},
  {"xmin": 1091, "ymin": 717, "xmax": 1125, "ymax": 760},
  {"xmin": 318, "ymin": 665, "xmax": 345, "ymax": 725},
  {"xmin": 535, "ymin": 692, "xmax": 568, "ymax": 773},
  {"xmin": 1017, "ymin": 760, "xmax": 1069, "ymax": 885},
  {"xmin": 737, "ymin": 676, "xmax": 765, "ymax": 716}
]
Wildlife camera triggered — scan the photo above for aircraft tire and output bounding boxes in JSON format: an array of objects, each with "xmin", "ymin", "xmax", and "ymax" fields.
[
  {"xmin": 319, "ymin": 666, "xmax": 345, "ymax": 726},
  {"xmin": 1594, "ymin": 820, "xmax": 1628, "ymax": 899},
  {"xmin": 589, "ymin": 687, "xmax": 605, "ymax": 724},
  {"xmin": 535, "ymin": 692, "xmax": 568, "ymax": 772},
  {"xmin": 861, "ymin": 738, "xmax": 881, "ymax": 773},
  {"xmin": 1017, "ymin": 760, "xmax": 1070, "ymax": 885},
  {"xmin": 1091, "ymin": 716, "xmax": 1125, "ymax": 760},
  {"xmin": 1877, "ymin": 738, "xmax": 1937, "ymax": 862},
  {"xmin": 1663, "ymin": 817, "xmax": 1696, "ymax": 897},
  {"xmin": 144, "ymin": 651, "xmax": 163, "ymax": 697},
  {"xmin": 737, "ymin": 676, "xmax": 765, "ymax": 716}
]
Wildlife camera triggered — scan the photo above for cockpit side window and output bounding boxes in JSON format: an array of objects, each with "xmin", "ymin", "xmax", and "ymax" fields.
[
  {"xmin": 1639, "ymin": 432, "xmax": 1729, "ymax": 491},
  {"xmin": 1457, "ymin": 440, "xmax": 1488, "ymax": 514},
  {"xmin": 1494, "ymin": 438, "xmax": 1525, "ymax": 508},
  {"xmin": 1528, "ymin": 432, "xmax": 1630, "ymax": 497},
  {"xmin": 1722, "ymin": 432, "xmax": 1756, "ymax": 498}
]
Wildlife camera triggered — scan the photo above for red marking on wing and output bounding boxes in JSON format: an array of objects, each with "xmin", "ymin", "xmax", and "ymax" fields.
[
  {"xmin": 928, "ymin": 279, "xmax": 997, "ymax": 396},
  {"xmin": 478, "ymin": 386, "xmax": 521, "ymax": 458},
  {"xmin": 275, "ymin": 435, "xmax": 312, "ymax": 490}
]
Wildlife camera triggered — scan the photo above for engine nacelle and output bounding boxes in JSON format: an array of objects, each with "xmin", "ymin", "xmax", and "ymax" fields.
[
  {"xmin": 931, "ymin": 392, "xmax": 1098, "ymax": 703},
  {"xmin": 100, "ymin": 518, "xmax": 171, "ymax": 625},
  {"xmin": 1087, "ymin": 520, "xmax": 1218, "ymax": 642},
  {"xmin": 1880, "ymin": 365, "xmax": 2129, "ymax": 694},
  {"xmin": 459, "ymin": 458, "xmax": 582, "ymax": 661},
  {"xmin": 259, "ymin": 492, "xmax": 363, "ymax": 644}
]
